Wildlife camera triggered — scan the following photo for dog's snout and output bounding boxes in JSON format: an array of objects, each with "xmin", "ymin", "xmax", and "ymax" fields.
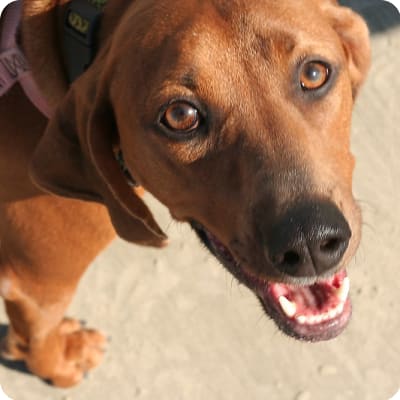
[{"xmin": 266, "ymin": 201, "xmax": 351, "ymax": 278}]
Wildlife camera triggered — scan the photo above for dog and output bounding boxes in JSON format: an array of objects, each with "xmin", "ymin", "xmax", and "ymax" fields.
[{"xmin": 0, "ymin": 0, "xmax": 370, "ymax": 387}]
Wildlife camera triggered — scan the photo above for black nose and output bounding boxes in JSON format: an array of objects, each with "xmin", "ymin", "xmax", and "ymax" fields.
[{"xmin": 266, "ymin": 201, "xmax": 351, "ymax": 278}]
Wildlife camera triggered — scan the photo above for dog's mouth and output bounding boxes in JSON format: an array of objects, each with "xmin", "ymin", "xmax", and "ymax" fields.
[{"xmin": 191, "ymin": 222, "xmax": 351, "ymax": 342}]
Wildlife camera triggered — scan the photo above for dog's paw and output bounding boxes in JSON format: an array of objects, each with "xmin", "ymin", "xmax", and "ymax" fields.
[
  {"xmin": 51, "ymin": 319, "xmax": 107, "ymax": 387},
  {"xmin": 26, "ymin": 318, "xmax": 107, "ymax": 388}
]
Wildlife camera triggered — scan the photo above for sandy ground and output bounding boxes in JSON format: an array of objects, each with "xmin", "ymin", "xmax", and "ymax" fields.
[{"xmin": 0, "ymin": 2, "xmax": 399, "ymax": 400}]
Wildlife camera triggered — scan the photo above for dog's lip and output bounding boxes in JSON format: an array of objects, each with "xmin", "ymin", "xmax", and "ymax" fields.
[{"xmin": 191, "ymin": 221, "xmax": 352, "ymax": 342}]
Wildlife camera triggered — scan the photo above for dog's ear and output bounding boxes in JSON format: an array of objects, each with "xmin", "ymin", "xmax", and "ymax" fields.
[
  {"xmin": 321, "ymin": 1, "xmax": 371, "ymax": 98},
  {"xmin": 29, "ymin": 68, "xmax": 167, "ymax": 247}
]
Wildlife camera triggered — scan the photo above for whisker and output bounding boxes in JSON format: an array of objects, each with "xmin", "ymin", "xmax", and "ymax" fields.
[
  {"xmin": 230, "ymin": 275, "xmax": 236, "ymax": 293},
  {"xmin": 255, "ymin": 307, "xmax": 266, "ymax": 327}
]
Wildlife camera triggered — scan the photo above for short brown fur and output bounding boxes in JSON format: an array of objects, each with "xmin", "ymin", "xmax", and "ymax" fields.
[{"xmin": 0, "ymin": 0, "xmax": 370, "ymax": 386}]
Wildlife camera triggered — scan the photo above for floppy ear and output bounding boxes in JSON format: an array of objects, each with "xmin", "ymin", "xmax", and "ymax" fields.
[
  {"xmin": 29, "ymin": 70, "xmax": 167, "ymax": 247},
  {"xmin": 321, "ymin": 0, "xmax": 371, "ymax": 98}
]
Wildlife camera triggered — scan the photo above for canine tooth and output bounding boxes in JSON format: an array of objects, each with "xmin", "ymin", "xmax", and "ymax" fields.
[
  {"xmin": 336, "ymin": 277, "xmax": 350, "ymax": 303},
  {"xmin": 278, "ymin": 296, "xmax": 297, "ymax": 318}
]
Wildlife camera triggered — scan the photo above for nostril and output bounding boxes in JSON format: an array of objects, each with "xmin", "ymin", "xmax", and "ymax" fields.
[
  {"xmin": 320, "ymin": 237, "xmax": 342, "ymax": 253},
  {"xmin": 272, "ymin": 250, "xmax": 301, "ymax": 273},
  {"xmin": 283, "ymin": 251, "xmax": 301, "ymax": 266}
]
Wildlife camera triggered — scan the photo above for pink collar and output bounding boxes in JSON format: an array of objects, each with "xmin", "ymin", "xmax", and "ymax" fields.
[{"xmin": 0, "ymin": 1, "xmax": 52, "ymax": 118}]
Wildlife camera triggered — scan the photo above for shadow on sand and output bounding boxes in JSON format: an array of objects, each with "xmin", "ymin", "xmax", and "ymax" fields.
[{"xmin": 0, "ymin": 324, "xmax": 31, "ymax": 377}]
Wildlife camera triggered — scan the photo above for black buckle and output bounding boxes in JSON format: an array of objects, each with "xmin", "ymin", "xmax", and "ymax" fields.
[{"xmin": 63, "ymin": 0, "xmax": 102, "ymax": 82}]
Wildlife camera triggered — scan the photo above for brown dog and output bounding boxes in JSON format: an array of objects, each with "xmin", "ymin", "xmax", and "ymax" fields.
[{"xmin": 0, "ymin": 0, "xmax": 370, "ymax": 388}]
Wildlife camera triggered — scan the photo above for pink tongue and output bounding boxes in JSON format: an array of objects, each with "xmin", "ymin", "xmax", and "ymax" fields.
[
  {"xmin": 269, "ymin": 271, "xmax": 346, "ymax": 315},
  {"xmin": 291, "ymin": 284, "xmax": 337, "ymax": 312}
]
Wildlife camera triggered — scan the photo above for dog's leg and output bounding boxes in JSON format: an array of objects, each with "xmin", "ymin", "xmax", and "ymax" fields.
[{"xmin": 0, "ymin": 195, "xmax": 115, "ymax": 387}]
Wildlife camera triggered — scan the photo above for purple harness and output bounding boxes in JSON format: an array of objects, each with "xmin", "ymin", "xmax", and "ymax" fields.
[{"xmin": 0, "ymin": 1, "xmax": 51, "ymax": 118}]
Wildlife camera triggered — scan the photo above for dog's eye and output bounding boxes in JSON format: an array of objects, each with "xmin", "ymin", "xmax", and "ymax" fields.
[
  {"xmin": 161, "ymin": 102, "xmax": 200, "ymax": 133},
  {"xmin": 300, "ymin": 61, "xmax": 330, "ymax": 91}
]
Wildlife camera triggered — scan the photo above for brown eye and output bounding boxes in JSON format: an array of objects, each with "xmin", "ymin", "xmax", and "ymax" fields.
[
  {"xmin": 162, "ymin": 102, "xmax": 200, "ymax": 132},
  {"xmin": 300, "ymin": 61, "xmax": 330, "ymax": 90}
]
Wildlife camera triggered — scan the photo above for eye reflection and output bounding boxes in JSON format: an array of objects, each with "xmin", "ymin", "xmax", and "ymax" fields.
[
  {"xmin": 162, "ymin": 102, "xmax": 200, "ymax": 132},
  {"xmin": 300, "ymin": 61, "xmax": 330, "ymax": 90}
]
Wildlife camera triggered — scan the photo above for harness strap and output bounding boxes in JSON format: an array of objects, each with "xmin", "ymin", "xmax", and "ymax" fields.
[
  {"xmin": 0, "ymin": 1, "xmax": 52, "ymax": 117},
  {"xmin": 63, "ymin": 0, "xmax": 105, "ymax": 83}
]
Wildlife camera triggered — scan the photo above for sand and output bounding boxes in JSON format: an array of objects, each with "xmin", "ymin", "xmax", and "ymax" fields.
[{"xmin": 0, "ymin": 2, "xmax": 399, "ymax": 400}]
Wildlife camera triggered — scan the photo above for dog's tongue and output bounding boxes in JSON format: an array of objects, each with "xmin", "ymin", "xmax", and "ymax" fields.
[{"xmin": 268, "ymin": 270, "xmax": 349, "ymax": 325}]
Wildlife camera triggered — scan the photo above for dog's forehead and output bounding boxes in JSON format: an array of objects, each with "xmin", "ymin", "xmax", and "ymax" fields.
[
  {"xmin": 122, "ymin": 0, "xmax": 340, "ymax": 49},
  {"xmin": 142, "ymin": 1, "xmax": 343, "ymax": 97},
  {"xmin": 114, "ymin": 0, "xmax": 344, "ymax": 83},
  {"xmin": 152, "ymin": 0, "xmax": 343, "ymax": 70},
  {"xmin": 182, "ymin": 0, "xmax": 339, "ymax": 40}
]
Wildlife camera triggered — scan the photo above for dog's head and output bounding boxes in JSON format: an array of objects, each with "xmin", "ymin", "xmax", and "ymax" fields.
[{"xmin": 30, "ymin": 0, "xmax": 370, "ymax": 341}]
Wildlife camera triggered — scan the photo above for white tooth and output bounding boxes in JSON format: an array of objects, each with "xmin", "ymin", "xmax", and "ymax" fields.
[
  {"xmin": 315, "ymin": 315, "xmax": 323, "ymax": 324},
  {"xmin": 336, "ymin": 277, "xmax": 350, "ymax": 303},
  {"xmin": 328, "ymin": 309, "xmax": 337, "ymax": 319},
  {"xmin": 278, "ymin": 296, "xmax": 297, "ymax": 318},
  {"xmin": 297, "ymin": 315, "xmax": 307, "ymax": 324}
]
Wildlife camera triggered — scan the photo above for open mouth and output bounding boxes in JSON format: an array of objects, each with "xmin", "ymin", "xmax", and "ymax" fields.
[{"xmin": 192, "ymin": 222, "xmax": 352, "ymax": 342}]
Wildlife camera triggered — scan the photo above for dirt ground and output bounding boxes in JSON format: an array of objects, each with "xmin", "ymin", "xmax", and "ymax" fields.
[{"xmin": 0, "ymin": 1, "xmax": 399, "ymax": 400}]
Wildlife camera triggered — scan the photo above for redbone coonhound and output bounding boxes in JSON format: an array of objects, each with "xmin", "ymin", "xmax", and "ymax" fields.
[{"xmin": 0, "ymin": 0, "xmax": 370, "ymax": 387}]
